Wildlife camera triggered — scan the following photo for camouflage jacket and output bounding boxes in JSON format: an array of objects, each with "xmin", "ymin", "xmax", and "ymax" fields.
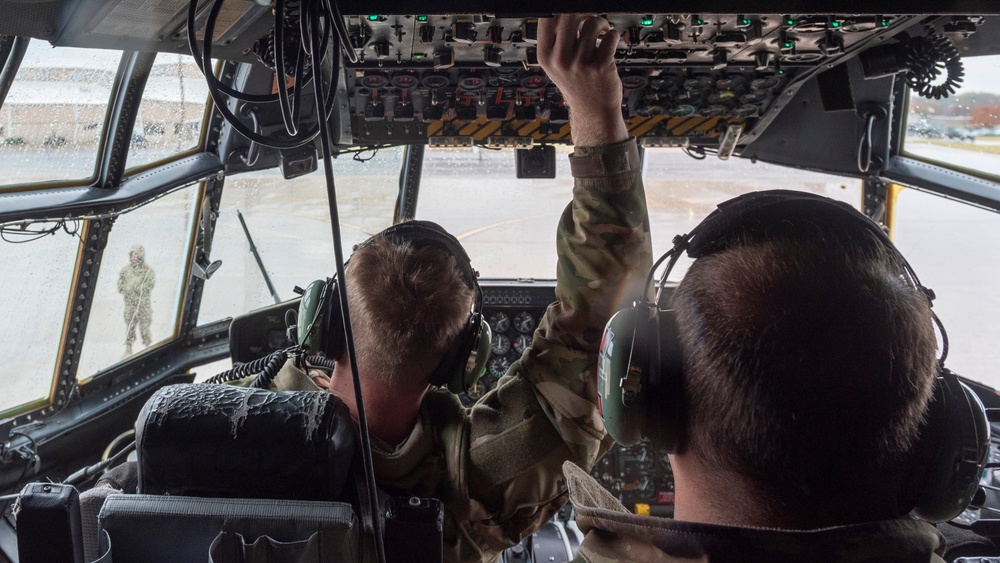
[
  {"xmin": 563, "ymin": 462, "xmax": 947, "ymax": 563},
  {"xmin": 239, "ymin": 138, "xmax": 652, "ymax": 563}
]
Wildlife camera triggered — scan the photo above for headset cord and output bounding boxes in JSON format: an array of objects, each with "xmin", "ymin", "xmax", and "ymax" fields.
[
  {"xmin": 249, "ymin": 350, "xmax": 289, "ymax": 389},
  {"xmin": 204, "ymin": 348, "xmax": 293, "ymax": 384},
  {"xmin": 308, "ymin": 3, "xmax": 384, "ymax": 560}
]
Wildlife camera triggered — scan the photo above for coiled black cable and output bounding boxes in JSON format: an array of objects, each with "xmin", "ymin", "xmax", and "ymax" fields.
[
  {"xmin": 905, "ymin": 29, "xmax": 965, "ymax": 100},
  {"xmin": 186, "ymin": 0, "xmax": 341, "ymax": 148},
  {"xmin": 249, "ymin": 349, "xmax": 289, "ymax": 389},
  {"xmin": 204, "ymin": 349, "xmax": 290, "ymax": 384}
]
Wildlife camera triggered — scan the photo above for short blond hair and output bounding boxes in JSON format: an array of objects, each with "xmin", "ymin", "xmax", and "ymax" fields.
[{"xmin": 344, "ymin": 233, "xmax": 475, "ymax": 392}]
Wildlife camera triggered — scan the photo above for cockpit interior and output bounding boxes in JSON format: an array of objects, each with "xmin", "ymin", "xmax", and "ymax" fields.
[{"xmin": 1, "ymin": 0, "xmax": 999, "ymax": 561}]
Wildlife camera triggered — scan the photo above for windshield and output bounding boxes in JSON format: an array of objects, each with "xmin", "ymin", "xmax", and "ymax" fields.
[
  {"xmin": 420, "ymin": 147, "xmax": 861, "ymax": 280},
  {"xmin": 3, "ymin": 34, "xmax": 1000, "ymax": 420},
  {"xmin": 0, "ymin": 42, "xmax": 122, "ymax": 187}
]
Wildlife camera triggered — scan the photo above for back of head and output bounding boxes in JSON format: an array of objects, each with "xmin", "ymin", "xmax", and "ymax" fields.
[
  {"xmin": 669, "ymin": 218, "xmax": 937, "ymax": 524},
  {"xmin": 344, "ymin": 232, "xmax": 475, "ymax": 393}
]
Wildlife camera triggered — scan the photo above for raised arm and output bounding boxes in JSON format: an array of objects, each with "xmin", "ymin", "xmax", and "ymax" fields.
[{"xmin": 453, "ymin": 14, "xmax": 653, "ymax": 558}]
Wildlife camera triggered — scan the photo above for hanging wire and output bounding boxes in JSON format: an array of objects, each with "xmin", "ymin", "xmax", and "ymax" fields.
[
  {"xmin": 1, "ymin": 219, "xmax": 81, "ymax": 243},
  {"xmin": 305, "ymin": 2, "xmax": 383, "ymax": 559}
]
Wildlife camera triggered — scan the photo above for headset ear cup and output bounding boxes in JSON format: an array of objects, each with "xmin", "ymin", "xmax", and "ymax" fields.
[
  {"xmin": 910, "ymin": 374, "xmax": 990, "ymax": 522},
  {"xmin": 324, "ymin": 280, "xmax": 344, "ymax": 359},
  {"xmin": 598, "ymin": 306, "xmax": 650, "ymax": 446},
  {"xmin": 650, "ymin": 309, "xmax": 684, "ymax": 453},
  {"xmin": 450, "ymin": 315, "xmax": 491, "ymax": 394},
  {"xmin": 297, "ymin": 280, "xmax": 327, "ymax": 353}
]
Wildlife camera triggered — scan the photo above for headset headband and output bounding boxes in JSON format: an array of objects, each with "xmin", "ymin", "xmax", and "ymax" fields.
[
  {"xmin": 364, "ymin": 220, "xmax": 479, "ymax": 291},
  {"xmin": 645, "ymin": 190, "xmax": 948, "ymax": 361}
]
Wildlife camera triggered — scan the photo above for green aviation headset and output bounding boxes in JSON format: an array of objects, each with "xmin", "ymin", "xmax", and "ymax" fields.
[
  {"xmin": 295, "ymin": 220, "xmax": 492, "ymax": 394},
  {"xmin": 597, "ymin": 189, "xmax": 990, "ymax": 523}
]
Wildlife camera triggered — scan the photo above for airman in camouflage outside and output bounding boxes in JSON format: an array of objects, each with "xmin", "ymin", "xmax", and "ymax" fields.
[{"xmin": 118, "ymin": 244, "xmax": 155, "ymax": 356}]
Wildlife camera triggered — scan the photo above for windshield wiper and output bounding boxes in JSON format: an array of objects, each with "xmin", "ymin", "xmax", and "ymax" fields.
[{"xmin": 237, "ymin": 209, "xmax": 280, "ymax": 304}]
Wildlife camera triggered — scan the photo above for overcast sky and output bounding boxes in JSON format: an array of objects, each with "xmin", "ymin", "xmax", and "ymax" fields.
[{"xmin": 955, "ymin": 56, "xmax": 999, "ymax": 95}]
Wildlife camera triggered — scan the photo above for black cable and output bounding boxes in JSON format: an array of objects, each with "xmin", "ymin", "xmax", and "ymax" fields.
[
  {"xmin": 250, "ymin": 349, "xmax": 288, "ymax": 389},
  {"xmin": 204, "ymin": 348, "xmax": 290, "ymax": 384},
  {"xmin": 857, "ymin": 112, "xmax": 876, "ymax": 173},
  {"xmin": 274, "ymin": 0, "xmax": 306, "ymax": 136},
  {"xmin": 198, "ymin": 0, "xmax": 317, "ymax": 148},
  {"xmin": 905, "ymin": 29, "xmax": 965, "ymax": 100},
  {"xmin": 307, "ymin": 5, "xmax": 383, "ymax": 560},
  {"xmin": 6, "ymin": 429, "xmax": 39, "ymax": 487}
]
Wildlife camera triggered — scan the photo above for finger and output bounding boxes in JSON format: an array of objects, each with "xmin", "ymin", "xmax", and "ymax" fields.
[
  {"xmin": 578, "ymin": 16, "xmax": 612, "ymax": 61},
  {"xmin": 594, "ymin": 27, "xmax": 620, "ymax": 65},
  {"xmin": 536, "ymin": 16, "xmax": 557, "ymax": 65},
  {"xmin": 553, "ymin": 14, "xmax": 584, "ymax": 63}
]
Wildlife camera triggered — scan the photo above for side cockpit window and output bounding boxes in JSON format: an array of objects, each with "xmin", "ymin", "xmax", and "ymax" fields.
[
  {"xmin": 904, "ymin": 55, "xmax": 1000, "ymax": 181},
  {"xmin": 0, "ymin": 223, "xmax": 81, "ymax": 417},
  {"xmin": 75, "ymin": 187, "xmax": 199, "ymax": 381}
]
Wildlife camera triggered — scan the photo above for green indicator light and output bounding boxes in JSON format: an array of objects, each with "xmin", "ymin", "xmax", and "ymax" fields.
[
  {"xmin": 778, "ymin": 69, "xmax": 785, "ymax": 74},
  {"xmin": 367, "ymin": 14, "xmax": 379, "ymax": 21},
  {"xmin": 416, "ymin": 15, "xmax": 428, "ymax": 21},
  {"xmin": 786, "ymin": 19, "xmax": 795, "ymax": 26},
  {"xmin": 782, "ymin": 41, "xmax": 793, "ymax": 49},
  {"xmin": 831, "ymin": 21, "xmax": 841, "ymax": 28},
  {"xmin": 740, "ymin": 19, "xmax": 751, "ymax": 26},
  {"xmin": 414, "ymin": 54, "xmax": 423, "ymax": 60},
  {"xmin": 695, "ymin": 19, "xmax": 705, "ymax": 26},
  {"xmin": 641, "ymin": 17, "xmax": 654, "ymax": 26},
  {"xmin": 879, "ymin": 19, "xmax": 890, "ymax": 26}
]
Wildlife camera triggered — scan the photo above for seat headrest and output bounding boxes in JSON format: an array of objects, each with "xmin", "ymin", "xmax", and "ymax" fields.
[{"xmin": 135, "ymin": 384, "xmax": 355, "ymax": 502}]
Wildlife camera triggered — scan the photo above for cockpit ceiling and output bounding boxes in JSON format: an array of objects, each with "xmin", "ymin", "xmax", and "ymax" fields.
[{"xmin": 1, "ymin": 0, "xmax": 998, "ymax": 59}]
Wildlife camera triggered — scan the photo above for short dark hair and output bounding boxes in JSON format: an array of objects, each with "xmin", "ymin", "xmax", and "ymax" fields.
[
  {"xmin": 669, "ymin": 224, "xmax": 937, "ymax": 520},
  {"xmin": 345, "ymin": 233, "xmax": 474, "ymax": 392}
]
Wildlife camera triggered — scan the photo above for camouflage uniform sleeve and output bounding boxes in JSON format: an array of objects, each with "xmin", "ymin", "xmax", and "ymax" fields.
[{"xmin": 454, "ymin": 138, "xmax": 652, "ymax": 558}]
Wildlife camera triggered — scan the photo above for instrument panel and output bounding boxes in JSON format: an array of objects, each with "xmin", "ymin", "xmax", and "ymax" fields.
[
  {"xmin": 471, "ymin": 281, "xmax": 675, "ymax": 515},
  {"xmin": 343, "ymin": 13, "xmax": 914, "ymax": 149}
]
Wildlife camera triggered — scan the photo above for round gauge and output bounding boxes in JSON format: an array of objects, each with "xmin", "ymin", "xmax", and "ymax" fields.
[
  {"xmin": 421, "ymin": 74, "xmax": 451, "ymax": 89},
  {"xmin": 491, "ymin": 333, "xmax": 512, "ymax": 356},
  {"xmin": 488, "ymin": 311, "xmax": 511, "ymax": 333},
  {"xmin": 636, "ymin": 105, "xmax": 665, "ymax": 117},
  {"xmin": 750, "ymin": 76, "xmax": 781, "ymax": 92},
  {"xmin": 740, "ymin": 91, "xmax": 768, "ymax": 104},
  {"xmin": 620, "ymin": 444, "xmax": 658, "ymax": 501},
  {"xmin": 683, "ymin": 75, "xmax": 712, "ymax": 92},
  {"xmin": 513, "ymin": 312, "xmax": 536, "ymax": 334},
  {"xmin": 463, "ymin": 378, "xmax": 492, "ymax": 404},
  {"xmin": 621, "ymin": 75, "xmax": 649, "ymax": 90},
  {"xmin": 361, "ymin": 73, "xmax": 390, "ymax": 88},
  {"xmin": 458, "ymin": 75, "xmax": 487, "ymax": 91},
  {"xmin": 488, "ymin": 356, "xmax": 512, "ymax": 379},
  {"xmin": 512, "ymin": 334, "xmax": 531, "ymax": 357},
  {"xmin": 675, "ymin": 90, "xmax": 704, "ymax": 104},
  {"xmin": 707, "ymin": 91, "xmax": 736, "ymax": 105},
  {"xmin": 391, "ymin": 73, "xmax": 418, "ymax": 89},
  {"xmin": 648, "ymin": 76, "xmax": 677, "ymax": 93},
  {"xmin": 621, "ymin": 443, "xmax": 657, "ymax": 473},
  {"xmin": 700, "ymin": 105, "xmax": 727, "ymax": 117},
  {"xmin": 519, "ymin": 74, "xmax": 550, "ymax": 89},
  {"xmin": 715, "ymin": 76, "xmax": 746, "ymax": 91},
  {"xmin": 669, "ymin": 104, "xmax": 696, "ymax": 117},
  {"xmin": 657, "ymin": 449, "xmax": 671, "ymax": 470},
  {"xmin": 591, "ymin": 456, "xmax": 619, "ymax": 492}
]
